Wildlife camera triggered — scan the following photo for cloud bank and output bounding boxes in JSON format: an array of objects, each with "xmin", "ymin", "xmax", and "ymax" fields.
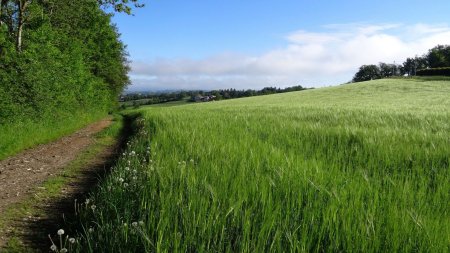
[{"xmin": 128, "ymin": 23, "xmax": 450, "ymax": 91}]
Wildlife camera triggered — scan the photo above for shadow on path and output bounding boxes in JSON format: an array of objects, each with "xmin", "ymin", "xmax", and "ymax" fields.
[{"xmin": 17, "ymin": 113, "xmax": 139, "ymax": 252}]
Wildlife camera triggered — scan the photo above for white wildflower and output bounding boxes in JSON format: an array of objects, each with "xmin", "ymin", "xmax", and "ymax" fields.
[
  {"xmin": 118, "ymin": 178, "xmax": 124, "ymax": 183},
  {"xmin": 132, "ymin": 222, "xmax": 138, "ymax": 227},
  {"xmin": 91, "ymin": 205, "xmax": 96, "ymax": 211},
  {"xmin": 57, "ymin": 229, "xmax": 64, "ymax": 236},
  {"xmin": 124, "ymin": 183, "xmax": 129, "ymax": 188},
  {"xmin": 125, "ymin": 167, "xmax": 130, "ymax": 171},
  {"xmin": 50, "ymin": 245, "xmax": 57, "ymax": 251},
  {"xmin": 88, "ymin": 227, "xmax": 94, "ymax": 233},
  {"xmin": 60, "ymin": 248, "xmax": 68, "ymax": 253},
  {"xmin": 69, "ymin": 238, "xmax": 76, "ymax": 244}
]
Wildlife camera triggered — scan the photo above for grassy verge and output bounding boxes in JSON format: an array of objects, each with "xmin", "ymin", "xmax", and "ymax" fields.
[
  {"xmin": 0, "ymin": 115, "xmax": 123, "ymax": 252},
  {"xmin": 69, "ymin": 79, "xmax": 449, "ymax": 252},
  {"xmin": 0, "ymin": 112, "xmax": 107, "ymax": 161}
]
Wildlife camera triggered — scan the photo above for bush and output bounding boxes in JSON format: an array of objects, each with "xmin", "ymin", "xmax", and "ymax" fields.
[{"xmin": 416, "ymin": 67, "xmax": 450, "ymax": 76}]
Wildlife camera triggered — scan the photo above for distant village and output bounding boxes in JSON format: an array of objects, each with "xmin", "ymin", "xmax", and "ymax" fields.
[{"xmin": 120, "ymin": 85, "xmax": 309, "ymax": 107}]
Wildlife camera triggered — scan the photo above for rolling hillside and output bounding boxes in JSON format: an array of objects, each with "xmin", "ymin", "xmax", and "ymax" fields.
[{"xmin": 72, "ymin": 78, "xmax": 450, "ymax": 252}]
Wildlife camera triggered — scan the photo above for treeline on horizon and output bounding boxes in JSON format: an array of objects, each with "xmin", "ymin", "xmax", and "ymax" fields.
[
  {"xmin": 353, "ymin": 45, "xmax": 450, "ymax": 82},
  {"xmin": 0, "ymin": 0, "xmax": 139, "ymax": 125},
  {"xmin": 121, "ymin": 85, "xmax": 309, "ymax": 107}
]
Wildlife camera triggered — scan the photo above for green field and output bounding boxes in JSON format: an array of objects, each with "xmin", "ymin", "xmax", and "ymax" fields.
[{"xmin": 72, "ymin": 78, "xmax": 449, "ymax": 252}]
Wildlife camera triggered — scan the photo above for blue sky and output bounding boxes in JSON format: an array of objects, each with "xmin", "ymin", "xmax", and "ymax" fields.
[{"xmin": 111, "ymin": 0, "xmax": 450, "ymax": 91}]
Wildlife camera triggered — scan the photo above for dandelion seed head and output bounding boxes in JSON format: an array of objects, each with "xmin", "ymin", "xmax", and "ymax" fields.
[{"xmin": 57, "ymin": 229, "xmax": 64, "ymax": 236}]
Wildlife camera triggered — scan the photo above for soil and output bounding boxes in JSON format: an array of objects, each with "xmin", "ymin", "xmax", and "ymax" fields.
[{"xmin": 0, "ymin": 118, "xmax": 116, "ymax": 250}]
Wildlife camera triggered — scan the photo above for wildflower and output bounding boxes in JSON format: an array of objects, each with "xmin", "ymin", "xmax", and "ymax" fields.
[
  {"xmin": 60, "ymin": 248, "xmax": 68, "ymax": 253},
  {"xmin": 138, "ymin": 221, "xmax": 144, "ymax": 226},
  {"xmin": 128, "ymin": 160, "xmax": 131, "ymax": 165},
  {"xmin": 146, "ymin": 150, "xmax": 150, "ymax": 154},
  {"xmin": 130, "ymin": 151, "xmax": 136, "ymax": 156},
  {"xmin": 124, "ymin": 183, "xmax": 129, "ymax": 188},
  {"xmin": 88, "ymin": 227, "xmax": 94, "ymax": 233},
  {"xmin": 85, "ymin": 199, "xmax": 90, "ymax": 205},
  {"xmin": 123, "ymin": 223, "xmax": 128, "ymax": 227},
  {"xmin": 57, "ymin": 229, "xmax": 64, "ymax": 236},
  {"xmin": 50, "ymin": 244, "xmax": 57, "ymax": 251},
  {"xmin": 118, "ymin": 178, "xmax": 124, "ymax": 183},
  {"xmin": 125, "ymin": 167, "xmax": 130, "ymax": 171},
  {"xmin": 69, "ymin": 238, "xmax": 76, "ymax": 244},
  {"xmin": 132, "ymin": 222, "xmax": 138, "ymax": 227},
  {"xmin": 132, "ymin": 169, "xmax": 137, "ymax": 174},
  {"xmin": 132, "ymin": 176, "xmax": 137, "ymax": 181},
  {"xmin": 149, "ymin": 159, "xmax": 153, "ymax": 163},
  {"xmin": 91, "ymin": 205, "xmax": 96, "ymax": 211}
]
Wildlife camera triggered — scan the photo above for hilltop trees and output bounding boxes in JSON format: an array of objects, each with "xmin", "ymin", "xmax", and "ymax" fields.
[
  {"xmin": 0, "ymin": 0, "xmax": 141, "ymax": 124},
  {"xmin": 352, "ymin": 65, "xmax": 381, "ymax": 82},
  {"xmin": 352, "ymin": 45, "xmax": 450, "ymax": 82}
]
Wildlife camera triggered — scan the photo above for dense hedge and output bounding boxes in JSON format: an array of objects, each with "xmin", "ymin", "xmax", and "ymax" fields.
[
  {"xmin": 416, "ymin": 67, "xmax": 450, "ymax": 76},
  {"xmin": 0, "ymin": 1, "xmax": 130, "ymax": 125}
]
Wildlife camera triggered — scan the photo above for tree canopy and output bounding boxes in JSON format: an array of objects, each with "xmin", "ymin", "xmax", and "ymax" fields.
[
  {"xmin": 352, "ymin": 45, "xmax": 450, "ymax": 82},
  {"xmin": 0, "ymin": 0, "xmax": 141, "ymax": 124}
]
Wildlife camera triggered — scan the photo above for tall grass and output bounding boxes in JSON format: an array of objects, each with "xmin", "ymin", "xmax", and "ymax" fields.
[{"xmin": 70, "ymin": 79, "xmax": 449, "ymax": 252}]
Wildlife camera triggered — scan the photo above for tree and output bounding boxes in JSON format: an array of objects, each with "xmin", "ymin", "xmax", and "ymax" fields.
[
  {"xmin": 426, "ymin": 45, "xmax": 450, "ymax": 68},
  {"xmin": 352, "ymin": 65, "xmax": 381, "ymax": 82},
  {"xmin": 98, "ymin": 0, "xmax": 144, "ymax": 14}
]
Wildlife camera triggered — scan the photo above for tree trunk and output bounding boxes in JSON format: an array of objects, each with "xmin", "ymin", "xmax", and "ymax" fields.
[
  {"xmin": 0, "ymin": 0, "xmax": 7, "ymax": 26},
  {"xmin": 16, "ymin": 0, "xmax": 28, "ymax": 52}
]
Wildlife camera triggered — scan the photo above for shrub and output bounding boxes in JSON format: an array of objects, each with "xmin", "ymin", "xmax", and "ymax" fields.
[{"xmin": 416, "ymin": 67, "xmax": 450, "ymax": 76}]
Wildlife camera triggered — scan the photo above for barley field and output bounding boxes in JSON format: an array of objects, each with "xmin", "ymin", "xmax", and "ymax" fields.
[{"xmin": 71, "ymin": 78, "xmax": 449, "ymax": 252}]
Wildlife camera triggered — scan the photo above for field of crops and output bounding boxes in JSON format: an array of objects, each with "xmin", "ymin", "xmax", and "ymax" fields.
[{"xmin": 70, "ymin": 78, "xmax": 449, "ymax": 252}]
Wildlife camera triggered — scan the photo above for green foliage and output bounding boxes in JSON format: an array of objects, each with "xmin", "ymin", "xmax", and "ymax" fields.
[
  {"xmin": 71, "ymin": 79, "xmax": 450, "ymax": 252},
  {"xmin": 416, "ymin": 67, "xmax": 450, "ymax": 76},
  {"xmin": 426, "ymin": 45, "xmax": 450, "ymax": 68},
  {"xmin": 0, "ymin": 1, "xmax": 129, "ymax": 125},
  {"xmin": 352, "ymin": 64, "xmax": 381, "ymax": 82}
]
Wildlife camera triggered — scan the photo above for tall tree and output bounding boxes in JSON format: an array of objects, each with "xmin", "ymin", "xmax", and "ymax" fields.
[{"xmin": 426, "ymin": 45, "xmax": 450, "ymax": 68}]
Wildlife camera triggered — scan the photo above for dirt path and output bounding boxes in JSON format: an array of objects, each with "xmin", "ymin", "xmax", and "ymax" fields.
[
  {"xmin": 0, "ymin": 118, "xmax": 112, "ymax": 214},
  {"xmin": 0, "ymin": 118, "xmax": 114, "ymax": 249}
]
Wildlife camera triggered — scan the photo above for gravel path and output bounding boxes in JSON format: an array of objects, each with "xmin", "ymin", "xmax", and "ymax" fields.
[{"xmin": 0, "ymin": 118, "xmax": 112, "ymax": 248}]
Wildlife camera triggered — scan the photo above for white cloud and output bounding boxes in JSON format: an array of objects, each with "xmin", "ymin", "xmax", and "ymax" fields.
[{"xmin": 127, "ymin": 23, "xmax": 450, "ymax": 92}]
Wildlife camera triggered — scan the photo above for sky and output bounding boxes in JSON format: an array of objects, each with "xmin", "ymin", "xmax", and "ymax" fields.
[{"xmin": 111, "ymin": 0, "xmax": 450, "ymax": 92}]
